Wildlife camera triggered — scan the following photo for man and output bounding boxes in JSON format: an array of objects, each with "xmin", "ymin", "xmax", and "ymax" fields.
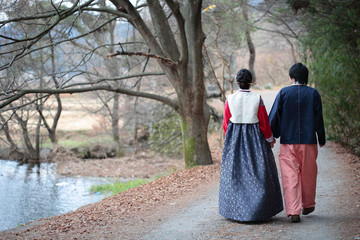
[{"xmin": 269, "ymin": 63, "xmax": 326, "ymax": 223}]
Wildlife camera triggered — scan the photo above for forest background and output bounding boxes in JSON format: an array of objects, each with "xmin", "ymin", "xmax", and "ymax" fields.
[{"xmin": 0, "ymin": 0, "xmax": 359, "ymax": 171}]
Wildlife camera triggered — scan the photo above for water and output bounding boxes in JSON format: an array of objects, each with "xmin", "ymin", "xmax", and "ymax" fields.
[{"xmin": 0, "ymin": 159, "xmax": 110, "ymax": 232}]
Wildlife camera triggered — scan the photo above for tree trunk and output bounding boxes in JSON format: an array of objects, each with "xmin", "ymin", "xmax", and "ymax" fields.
[
  {"xmin": 14, "ymin": 114, "xmax": 38, "ymax": 160},
  {"xmin": 35, "ymin": 115, "xmax": 41, "ymax": 160},
  {"xmin": 112, "ymin": 92, "xmax": 120, "ymax": 143},
  {"xmin": 282, "ymin": 34, "xmax": 297, "ymax": 64},
  {"xmin": 179, "ymin": 100, "xmax": 212, "ymax": 168},
  {"xmin": 112, "ymin": 92, "xmax": 124, "ymax": 157},
  {"xmin": 37, "ymin": 94, "xmax": 61, "ymax": 147},
  {"xmin": 0, "ymin": 114, "xmax": 17, "ymax": 152},
  {"xmin": 242, "ymin": 1, "xmax": 256, "ymax": 82},
  {"xmin": 178, "ymin": 0, "xmax": 212, "ymax": 168},
  {"xmin": 111, "ymin": 0, "xmax": 213, "ymax": 167},
  {"xmin": 37, "ymin": 36, "xmax": 61, "ymax": 147},
  {"xmin": 107, "ymin": 18, "xmax": 123, "ymax": 156},
  {"xmin": 133, "ymin": 82, "xmax": 141, "ymax": 153}
]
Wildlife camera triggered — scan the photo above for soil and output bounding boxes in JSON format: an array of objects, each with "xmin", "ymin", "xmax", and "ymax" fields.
[
  {"xmin": 55, "ymin": 152, "xmax": 185, "ymax": 179},
  {"xmin": 1, "ymin": 141, "xmax": 359, "ymax": 240}
]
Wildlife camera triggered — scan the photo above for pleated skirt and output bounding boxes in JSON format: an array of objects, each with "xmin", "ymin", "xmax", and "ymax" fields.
[{"xmin": 219, "ymin": 122, "xmax": 284, "ymax": 221}]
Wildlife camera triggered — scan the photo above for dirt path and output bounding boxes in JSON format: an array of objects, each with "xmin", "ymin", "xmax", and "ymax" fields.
[{"xmin": 141, "ymin": 142, "xmax": 360, "ymax": 240}]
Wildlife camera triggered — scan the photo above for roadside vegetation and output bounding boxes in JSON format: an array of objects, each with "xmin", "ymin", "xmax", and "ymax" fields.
[
  {"xmin": 298, "ymin": 0, "xmax": 360, "ymax": 155},
  {"xmin": 89, "ymin": 170, "xmax": 175, "ymax": 197},
  {"xmin": 90, "ymin": 179, "xmax": 150, "ymax": 197}
]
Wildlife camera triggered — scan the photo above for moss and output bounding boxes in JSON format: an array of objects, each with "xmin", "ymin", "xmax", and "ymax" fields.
[{"xmin": 181, "ymin": 117, "xmax": 197, "ymax": 168}]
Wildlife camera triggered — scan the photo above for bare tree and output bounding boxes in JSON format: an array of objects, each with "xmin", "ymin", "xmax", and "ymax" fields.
[
  {"xmin": 12, "ymin": 102, "xmax": 39, "ymax": 160},
  {"xmin": 202, "ymin": 1, "xmax": 245, "ymax": 100},
  {"xmin": 68, "ymin": 4, "xmax": 134, "ymax": 155},
  {"xmin": 0, "ymin": 0, "xmax": 213, "ymax": 168},
  {"xmin": 35, "ymin": 33, "xmax": 63, "ymax": 147}
]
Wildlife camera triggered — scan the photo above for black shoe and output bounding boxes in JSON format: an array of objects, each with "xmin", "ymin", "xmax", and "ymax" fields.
[
  {"xmin": 302, "ymin": 207, "xmax": 315, "ymax": 215},
  {"xmin": 290, "ymin": 215, "xmax": 300, "ymax": 223}
]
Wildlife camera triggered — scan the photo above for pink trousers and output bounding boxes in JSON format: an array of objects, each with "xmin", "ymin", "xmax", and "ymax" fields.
[{"xmin": 279, "ymin": 144, "xmax": 318, "ymax": 216}]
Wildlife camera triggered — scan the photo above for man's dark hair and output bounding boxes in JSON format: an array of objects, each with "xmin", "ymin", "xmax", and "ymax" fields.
[{"xmin": 289, "ymin": 63, "xmax": 309, "ymax": 85}]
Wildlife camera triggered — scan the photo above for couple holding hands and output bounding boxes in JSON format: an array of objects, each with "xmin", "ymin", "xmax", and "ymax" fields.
[{"xmin": 219, "ymin": 63, "xmax": 326, "ymax": 223}]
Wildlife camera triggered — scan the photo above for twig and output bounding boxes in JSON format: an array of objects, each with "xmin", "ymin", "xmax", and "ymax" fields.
[{"xmin": 108, "ymin": 48, "xmax": 176, "ymax": 67}]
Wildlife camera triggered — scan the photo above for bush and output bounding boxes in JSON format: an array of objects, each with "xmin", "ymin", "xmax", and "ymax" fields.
[
  {"xmin": 298, "ymin": 0, "xmax": 360, "ymax": 155},
  {"xmin": 148, "ymin": 107, "xmax": 183, "ymax": 158}
]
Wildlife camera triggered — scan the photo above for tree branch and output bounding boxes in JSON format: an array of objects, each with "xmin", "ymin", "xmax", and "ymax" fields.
[
  {"xmin": 0, "ymin": 0, "xmax": 98, "ymax": 70},
  {"xmin": 0, "ymin": 85, "xmax": 179, "ymax": 112},
  {"xmin": 109, "ymin": 0, "xmax": 166, "ymax": 57},
  {"xmin": 247, "ymin": 3, "xmax": 301, "ymax": 39},
  {"xmin": 164, "ymin": 0, "xmax": 187, "ymax": 65},
  {"xmin": 107, "ymin": 49, "xmax": 176, "ymax": 67},
  {"xmin": 0, "ymin": 17, "xmax": 122, "ymax": 71},
  {"xmin": 63, "ymin": 71, "xmax": 166, "ymax": 88},
  {"xmin": 147, "ymin": 0, "xmax": 180, "ymax": 60}
]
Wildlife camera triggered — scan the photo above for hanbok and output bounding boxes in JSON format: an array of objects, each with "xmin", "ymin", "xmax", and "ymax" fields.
[{"xmin": 219, "ymin": 90, "xmax": 283, "ymax": 221}]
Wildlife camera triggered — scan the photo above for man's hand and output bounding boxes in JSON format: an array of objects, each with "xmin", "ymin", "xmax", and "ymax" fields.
[{"xmin": 270, "ymin": 138, "xmax": 276, "ymax": 148}]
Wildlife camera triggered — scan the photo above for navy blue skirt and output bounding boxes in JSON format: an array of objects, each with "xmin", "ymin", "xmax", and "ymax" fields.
[{"xmin": 219, "ymin": 122, "xmax": 283, "ymax": 221}]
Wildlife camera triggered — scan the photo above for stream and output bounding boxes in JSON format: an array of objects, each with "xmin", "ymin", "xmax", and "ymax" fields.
[{"xmin": 0, "ymin": 159, "xmax": 110, "ymax": 232}]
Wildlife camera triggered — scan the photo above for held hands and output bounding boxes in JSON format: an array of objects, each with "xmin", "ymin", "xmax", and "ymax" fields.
[
  {"xmin": 270, "ymin": 138, "xmax": 276, "ymax": 148},
  {"xmin": 267, "ymin": 138, "xmax": 324, "ymax": 148}
]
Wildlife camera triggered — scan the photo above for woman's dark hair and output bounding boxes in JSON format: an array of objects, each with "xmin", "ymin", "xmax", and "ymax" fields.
[
  {"xmin": 289, "ymin": 62, "xmax": 308, "ymax": 85},
  {"xmin": 236, "ymin": 69, "xmax": 252, "ymax": 89}
]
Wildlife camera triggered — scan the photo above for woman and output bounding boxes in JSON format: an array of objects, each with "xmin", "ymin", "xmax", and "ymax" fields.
[{"xmin": 219, "ymin": 69, "xmax": 283, "ymax": 222}]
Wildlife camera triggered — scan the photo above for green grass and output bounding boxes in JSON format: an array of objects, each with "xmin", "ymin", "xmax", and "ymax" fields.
[
  {"xmin": 90, "ymin": 179, "xmax": 150, "ymax": 196},
  {"xmin": 90, "ymin": 168, "xmax": 178, "ymax": 197},
  {"xmin": 41, "ymin": 131, "xmax": 114, "ymax": 149}
]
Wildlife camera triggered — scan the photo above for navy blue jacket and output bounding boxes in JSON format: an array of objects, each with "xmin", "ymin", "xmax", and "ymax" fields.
[{"xmin": 269, "ymin": 85, "xmax": 326, "ymax": 145}]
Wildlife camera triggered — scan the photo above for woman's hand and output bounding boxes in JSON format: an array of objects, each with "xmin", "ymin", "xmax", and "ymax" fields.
[{"xmin": 270, "ymin": 138, "xmax": 276, "ymax": 148}]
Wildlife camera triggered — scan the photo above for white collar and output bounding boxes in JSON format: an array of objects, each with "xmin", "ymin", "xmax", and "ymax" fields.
[{"xmin": 292, "ymin": 81, "xmax": 305, "ymax": 86}]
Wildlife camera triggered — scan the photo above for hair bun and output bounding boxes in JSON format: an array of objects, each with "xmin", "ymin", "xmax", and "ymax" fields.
[{"xmin": 236, "ymin": 69, "xmax": 252, "ymax": 83}]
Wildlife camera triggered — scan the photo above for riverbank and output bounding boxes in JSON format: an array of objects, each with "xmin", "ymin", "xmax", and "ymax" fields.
[
  {"xmin": 0, "ymin": 147, "xmax": 222, "ymax": 239},
  {"xmin": 0, "ymin": 160, "xmax": 105, "ymax": 232}
]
